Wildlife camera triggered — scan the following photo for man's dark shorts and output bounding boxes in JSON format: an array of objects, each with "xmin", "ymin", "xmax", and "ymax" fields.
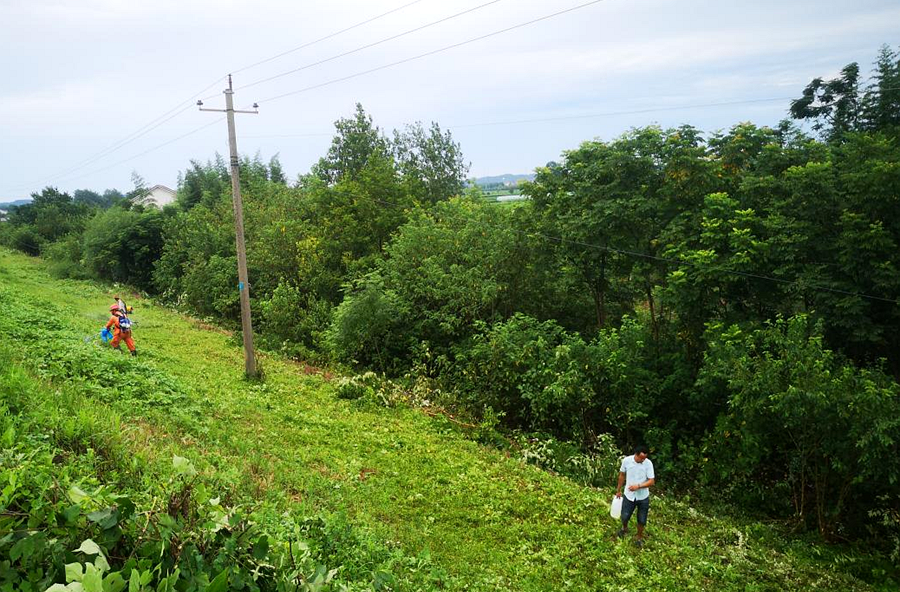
[{"xmin": 621, "ymin": 496, "xmax": 650, "ymax": 526}]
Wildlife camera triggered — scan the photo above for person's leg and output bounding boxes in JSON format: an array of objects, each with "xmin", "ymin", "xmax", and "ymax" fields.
[
  {"xmin": 619, "ymin": 497, "xmax": 636, "ymax": 537},
  {"xmin": 111, "ymin": 332, "xmax": 122, "ymax": 351},
  {"xmin": 635, "ymin": 497, "xmax": 650, "ymax": 543},
  {"xmin": 124, "ymin": 334, "xmax": 136, "ymax": 356}
]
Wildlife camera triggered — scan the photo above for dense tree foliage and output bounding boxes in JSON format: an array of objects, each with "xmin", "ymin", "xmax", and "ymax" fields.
[{"xmin": 791, "ymin": 44, "xmax": 900, "ymax": 140}]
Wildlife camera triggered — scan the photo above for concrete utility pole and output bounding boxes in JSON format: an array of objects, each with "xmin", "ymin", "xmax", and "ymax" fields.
[{"xmin": 198, "ymin": 75, "xmax": 259, "ymax": 378}]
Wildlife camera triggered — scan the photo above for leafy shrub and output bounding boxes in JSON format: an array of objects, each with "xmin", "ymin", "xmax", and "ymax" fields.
[
  {"xmin": 335, "ymin": 374, "xmax": 376, "ymax": 400},
  {"xmin": 450, "ymin": 314, "xmax": 666, "ymax": 445},
  {"xmin": 82, "ymin": 206, "xmax": 165, "ymax": 290},
  {"xmin": 326, "ymin": 275, "xmax": 412, "ymax": 373},
  {"xmin": 700, "ymin": 315, "xmax": 900, "ymax": 538},
  {"xmin": 8, "ymin": 224, "xmax": 45, "ymax": 255},
  {"xmin": 451, "ymin": 314, "xmax": 588, "ymax": 438},
  {"xmin": 180, "ymin": 254, "xmax": 241, "ymax": 321},
  {"xmin": 514, "ymin": 432, "xmax": 622, "ymax": 487},
  {"xmin": 259, "ymin": 282, "xmax": 332, "ymax": 361},
  {"xmin": 42, "ymin": 235, "xmax": 90, "ymax": 279},
  {"xmin": 151, "ymin": 195, "xmax": 237, "ymax": 315}
]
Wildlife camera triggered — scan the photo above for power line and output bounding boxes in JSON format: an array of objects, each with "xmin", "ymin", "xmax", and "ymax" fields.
[
  {"xmin": 231, "ymin": 0, "xmax": 431, "ymax": 76},
  {"xmin": 236, "ymin": 0, "xmax": 505, "ymax": 92},
  {"xmin": 53, "ymin": 77, "xmax": 226, "ymax": 176},
  {"xmin": 44, "ymin": 103, "xmax": 199, "ymax": 184},
  {"xmin": 3, "ymin": 1, "xmax": 598, "ymax": 191},
  {"xmin": 4, "ymin": 2, "xmax": 436, "ymax": 193},
  {"xmin": 240, "ymin": 95, "xmax": 798, "ymax": 139},
  {"xmin": 446, "ymin": 97, "xmax": 796, "ymax": 128},
  {"xmin": 4, "ymin": 77, "xmax": 227, "ymax": 192},
  {"xmin": 57, "ymin": 118, "xmax": 224, "ymax": 184},
  {"xmin": 238, "ymin": 82, "xmax": 900, "ymax": 144},
  {"xmin": 9, "ymin": 0, "xmax": 893, "ymax": 196},
  {"xmin": 257, "ymin": 0, "xmax": 610, "ymax": 105},
  {"xmin": 18, "ymin": 77, "xmax": 900, "ymax": 197}
]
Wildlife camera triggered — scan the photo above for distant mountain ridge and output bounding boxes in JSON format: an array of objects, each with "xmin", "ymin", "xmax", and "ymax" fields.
[{"xmin": 0, "ymin": 199, "xmax": 30, "ymax": 210}]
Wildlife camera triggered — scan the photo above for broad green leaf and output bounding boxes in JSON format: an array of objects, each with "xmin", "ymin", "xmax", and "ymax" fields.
[
  {"xmin": 88, "ymin": 507, "xmax": 119, "ymax": 530},
  {"xmin": 62, "ymin": 504, "xmax": 83, "ymax": 524},
  {"xmin": 115, "ymin": 496, "xmax": 136, "ymax": 522},
  {"xmin": 9, "ymin": 535, "xmax": 33, "ymax": 561},
  {"xmin": 204, "ymin": 569, "xmax": 228, "ymax": 592},
  {"xmin": 102, "ymin": 571, "xmax": 126, "ymax": 592},
  {"xmin": 251, "ymin": 535, "xmax": 269, "ymax": 560},
  {"xmin": 172, "ymin": 455, "xmax": 197, "ymax": 478},
  {"xmin": 128, "ymin": 570, "xmax": 140, "ymax": 592},
  {"xmin": 66, "ymin": 562, "xmax": 84, "ymax": 583},
  {"xmin": 75, "ymin": 539, "xmax": 102, "ymax": 556},
  {"xmin": 1, "ymin": 425, "xmax": 14, "ymax": 447},
  {"xmin": 68, "ymin": 486, "xmax": 90, "ymax": 504},
  {"xmin": 95, "ymin": 552, "xmax": 111, "ymax": 573},
  {"xmin": 83, "ymin": 564, "xmax": 103, "ymax": 592}
]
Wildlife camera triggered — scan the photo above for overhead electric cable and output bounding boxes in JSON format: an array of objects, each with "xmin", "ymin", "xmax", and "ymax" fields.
[
  {"xmin": 56, "ymin": 118, "xmax": 225, "ymax": 184},
  {"xmin": 447, "ymin": 97, "xmax": 796, "ymax": 128},
  {"xmin": 237, "ymin": 0, "xmax": 505, "ymax": 92},
  {"xmin": 56, "ymin": 76, "xmax": 227, "ymax": 171},
  {"xmin": 240, "ymin": 95, "xmax": 800, "ymax": 139},
  {"xmin": 3, "ymin": 76, "xmax": 227, "ymax": 191},
  {"xmin": 257, "ymin": 0, "xmax": 610, "ymax": 104},
  {"xmin": 231, "ymin": 0, "xmax": 431, "ymax": 75},
  {"xmin": 4, "ymin": 1, "xmax": 436, "ymax": 193}
]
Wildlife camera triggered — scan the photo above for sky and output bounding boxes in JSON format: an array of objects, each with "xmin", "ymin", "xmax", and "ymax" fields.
[{"xmin": 0, "ymin": 0, "xmax": 898, "ymax": 201}]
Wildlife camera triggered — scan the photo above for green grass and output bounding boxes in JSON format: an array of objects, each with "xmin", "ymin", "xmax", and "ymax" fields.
[{"xmin": 0, "ymin": 248, "xmax": 891, "ymax": 591}]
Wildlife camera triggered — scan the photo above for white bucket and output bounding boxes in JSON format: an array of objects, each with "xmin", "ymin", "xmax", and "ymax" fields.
[{"xmin": 609, "ymin": 495, "xmax": 623, "ymax": 519}]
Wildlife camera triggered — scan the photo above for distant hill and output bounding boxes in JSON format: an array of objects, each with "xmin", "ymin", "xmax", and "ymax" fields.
[
  {"xmin": 469, "ymin": 173, "xmax": 535, "ymax": 188},
  {"xmin": 0, "ymin": 199, "xmax": 30, "ymax": 211}
]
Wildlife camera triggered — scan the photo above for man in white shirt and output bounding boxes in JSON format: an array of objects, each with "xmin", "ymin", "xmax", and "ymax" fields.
[{"xmin": 616, "ymin": 445, "xmax": 655, "ymax": 547}]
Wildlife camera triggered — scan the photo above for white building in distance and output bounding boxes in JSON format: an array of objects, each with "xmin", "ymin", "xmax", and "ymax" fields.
[{"xmin": 146, "ymin": 185, "xmax": 176, "ymax": 207}]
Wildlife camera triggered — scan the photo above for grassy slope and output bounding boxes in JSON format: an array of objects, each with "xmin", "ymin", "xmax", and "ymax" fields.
[{"xmin": 0, "ymin": 249, "xmax": 881, "ymax": 591}]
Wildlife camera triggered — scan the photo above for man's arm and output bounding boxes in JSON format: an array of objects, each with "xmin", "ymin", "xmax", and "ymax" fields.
[
  {"xmin": 627, "ymin": 478, "xmax": 655, "ymax": 492},
  {"xmin": 616, "ymin": 471, "xmax": 625, "ymax": 498}
]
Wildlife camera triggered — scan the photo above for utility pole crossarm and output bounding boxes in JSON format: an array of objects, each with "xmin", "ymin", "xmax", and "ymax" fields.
[
  {"xmin": 198, "ymin": 74, "xmax": 260, "ymax": 378},
  {"xmin": 198, "ymin": 103, "xmax": 259, "ymax": 115}
]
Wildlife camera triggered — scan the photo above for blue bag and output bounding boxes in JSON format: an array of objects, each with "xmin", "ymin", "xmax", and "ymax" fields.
[{"xmin": 100, "ymin": 327, "xmax": 113, "ymax": 343}]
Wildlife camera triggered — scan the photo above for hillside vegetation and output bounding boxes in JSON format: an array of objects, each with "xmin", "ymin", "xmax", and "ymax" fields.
[
  {"xmin": 0, "ymin": 249, "xmax": 889, "ymax": 591},
  {"xmin": 2, "ymin": 46, "xmax": 900, "ymax": 590}
]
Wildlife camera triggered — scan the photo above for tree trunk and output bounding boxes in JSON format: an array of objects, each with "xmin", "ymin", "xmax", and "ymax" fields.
[{"xmin": 592, "ymin": 254, "xmax": 608, "ymax": 329}]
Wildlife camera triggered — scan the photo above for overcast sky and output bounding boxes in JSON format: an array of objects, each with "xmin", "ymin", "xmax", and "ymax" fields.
[{"xmin": 1, "ymin": 0, "xmax": 898, "ymax": 200}]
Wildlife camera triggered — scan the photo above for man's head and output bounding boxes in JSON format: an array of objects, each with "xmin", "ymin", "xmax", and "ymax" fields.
[{"xmin": 633, "ymin": 445, "xmax": 649, "ymax": 463}]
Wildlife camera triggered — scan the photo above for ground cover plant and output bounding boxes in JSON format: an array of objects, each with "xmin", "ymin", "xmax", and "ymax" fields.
[
  {"xmin": 1, "ymin": 249, "xmax": 895, "ymax": 591},
  {"xmin": 0, "ymin": 285, "xmax": 453, "ymax": 590}
]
